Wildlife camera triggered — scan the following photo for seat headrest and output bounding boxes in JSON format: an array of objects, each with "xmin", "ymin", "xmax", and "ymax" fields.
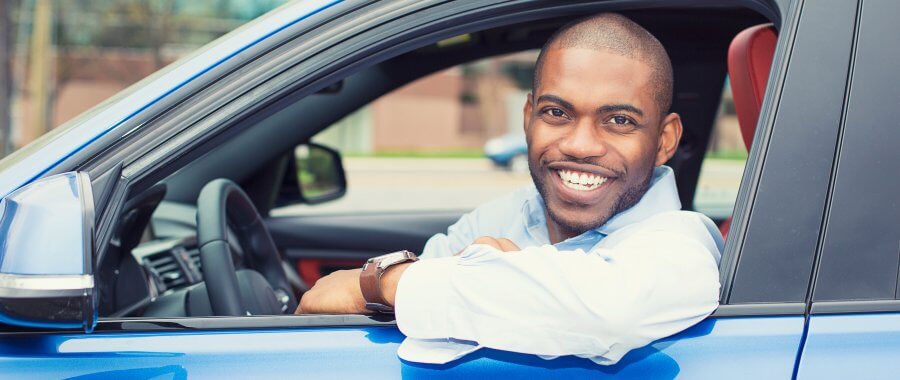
[{"xmin": 727, "ymin": 24, "xmax": 777, "ymax": 151}]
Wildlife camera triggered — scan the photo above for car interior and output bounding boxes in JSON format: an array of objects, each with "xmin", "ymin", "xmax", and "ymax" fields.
[{"xmin": 94, "ymin": 5, "xmax": 776, "ymax": 320}]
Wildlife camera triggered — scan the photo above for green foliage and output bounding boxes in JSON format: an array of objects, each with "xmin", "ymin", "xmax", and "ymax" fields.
[
  {"xmin": 705, "ymin": 150, "xmax": 749, "ymax": 161},
  {"xmin": 344, "ymin": 150, "xmax": 485, "ymax": 159},
  {"xmin": 297, "ymin": 147, "xmax": 339, "ymax": 199}
]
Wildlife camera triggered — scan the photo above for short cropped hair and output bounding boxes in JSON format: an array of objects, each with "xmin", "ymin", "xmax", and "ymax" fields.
[{"xmin": 533, "ymin": 13, "xmax": 674, "ymax": 116}]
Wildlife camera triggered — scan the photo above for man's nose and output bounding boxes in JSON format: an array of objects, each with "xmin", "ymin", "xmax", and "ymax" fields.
[{"xmin": 557, "ymin": 119, "xmax": 607, "ymax": 159}]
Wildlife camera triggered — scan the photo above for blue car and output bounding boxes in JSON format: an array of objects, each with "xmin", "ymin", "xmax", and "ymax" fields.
[
  {"xmin": 1, "ymin": 0, "xmax": 898, "ymax": 378},
  {"xmin": 484, "ymin": 132, "xmax": 528, "ymax": 172}
]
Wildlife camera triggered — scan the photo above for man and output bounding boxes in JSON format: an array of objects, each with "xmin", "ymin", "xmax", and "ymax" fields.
[{"xmin": 297, "ymin": 13, "xmax": 722, "ymax": 366}]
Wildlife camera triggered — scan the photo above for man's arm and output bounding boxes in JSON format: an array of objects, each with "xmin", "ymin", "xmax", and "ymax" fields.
[
  {"xmin": 394, "ymin": 229, "xmax": 720, "ymax": 364},
  {"xmin": 296, "ymin": 237, "xmax": 519, "ymax": 314},
  {"xmin": 298, "ymin": 214, "xmax": 720, "ymax": 364}
]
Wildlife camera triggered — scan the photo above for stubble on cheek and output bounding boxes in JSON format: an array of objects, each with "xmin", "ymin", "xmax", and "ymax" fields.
[{"xmin": 533, "ymin": 157, "xmax": 656, "ymax": 236}]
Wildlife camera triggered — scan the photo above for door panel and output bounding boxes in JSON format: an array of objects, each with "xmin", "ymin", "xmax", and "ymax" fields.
[
  {"xmin": 0, "ymin": 316, "xmax": 804, "ymax": 379},
  {"xmin": 797, "ymin": 313, "xmax": 900, "ymax": 379},
  {"xmin": 266, "ymin": 211, "xmax": 462, "ymax": 284}
]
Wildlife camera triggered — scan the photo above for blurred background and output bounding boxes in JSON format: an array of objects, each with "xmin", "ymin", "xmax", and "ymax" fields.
[
  {"xmin": 0, "ymin": 0, "xmax": 285, "ymax": 154},
  {"xmin": 0, "ymin": 0, "xmax": 746, "ymax": 217}
]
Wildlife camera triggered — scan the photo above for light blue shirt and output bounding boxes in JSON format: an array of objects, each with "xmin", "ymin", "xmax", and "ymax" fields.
[
  {"xmin": 421, "ymin": 165, "xmax": 723, "ymax": 260},
  {"xmin": 394, "ymin": 165, "xmax": 724, "ymax": 365}
]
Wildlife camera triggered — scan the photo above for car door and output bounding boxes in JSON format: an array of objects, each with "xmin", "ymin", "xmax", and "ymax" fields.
[
  {"xmin": 1, "ymin": 0, "xmax": 855, "ymax": 378},
  {"xmin": 267, "ymin": 208, "xmax": 465, "ymax": 285},
  {"xmin": 794, "ymin": 1, "xmax": 900, "ymax": 378}
]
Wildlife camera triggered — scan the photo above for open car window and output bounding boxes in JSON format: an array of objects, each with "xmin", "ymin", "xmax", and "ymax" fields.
[
  {"xmin": 272, "ymin": 51, "xmax": 538, "ymax": 216},
  {"xmin": 272, "ymin": 57, "xmax": 746, "ymax": 227},
  {"xmin": 91, "ymin": 2, "xmax": 772, "ymax": 321}
]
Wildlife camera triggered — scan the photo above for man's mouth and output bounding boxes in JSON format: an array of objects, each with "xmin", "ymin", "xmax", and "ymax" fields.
[{"xmin": 555, "ymin": 169, "xmax": 608, "ymax": 191}]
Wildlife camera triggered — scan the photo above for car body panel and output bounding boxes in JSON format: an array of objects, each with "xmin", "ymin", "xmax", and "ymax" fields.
[
  {"xmin": 0, "ymin": 0, "xmax": 340, "ymax": 198},
  {"xmin": 797, "ymin": 313, "xmax": 900, "ymax": 379},
  {"xmin": 0, "ymin": 173, "xmax": 91, "ymax": 275},
  {"xmin": 0, "ymin": 316, "xmax": 803, "ymax": 379}
]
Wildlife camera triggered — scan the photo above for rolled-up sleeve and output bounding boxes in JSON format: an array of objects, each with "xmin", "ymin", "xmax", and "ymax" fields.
[{"xmin": 394, "ymin": 228, "xmax": 721, "ymax": 365}]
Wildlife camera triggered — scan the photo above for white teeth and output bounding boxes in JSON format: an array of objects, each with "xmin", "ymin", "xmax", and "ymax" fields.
[{"xmin": 555, "ymin": 170, "xmax": 608, "ymax": 191}]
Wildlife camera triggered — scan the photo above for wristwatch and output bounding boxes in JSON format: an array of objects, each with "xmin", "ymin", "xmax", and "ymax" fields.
[{"xmin": 359, "ymin": 250, "xmax": 418, "ymax": 313}]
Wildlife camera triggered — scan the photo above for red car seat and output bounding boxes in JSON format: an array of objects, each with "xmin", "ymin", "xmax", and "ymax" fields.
[{"xmin": 720, "ymin": 24, "xmax": 777, "ymax": 238}]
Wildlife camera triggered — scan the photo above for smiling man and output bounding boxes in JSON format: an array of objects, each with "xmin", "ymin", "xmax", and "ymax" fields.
[{"xmin": 298, "ymin": 13, "xmax": 722, "ymax": 365}]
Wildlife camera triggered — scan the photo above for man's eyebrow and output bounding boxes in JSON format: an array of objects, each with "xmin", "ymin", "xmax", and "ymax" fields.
[
  {"xmin": 597, "ymin": 104, "xmax": 644, "ymax": 117},
  {"xmin": 536, "ymin": 94, "xmax": 575, "ymax": 110}
]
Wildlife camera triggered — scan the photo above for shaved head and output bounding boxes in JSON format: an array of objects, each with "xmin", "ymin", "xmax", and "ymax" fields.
[{"xmin": 533, "ymin": 13, "xmax": 674, "ymax": 116}]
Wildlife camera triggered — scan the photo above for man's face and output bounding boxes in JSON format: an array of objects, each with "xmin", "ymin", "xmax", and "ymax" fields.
[{"xmin": 524, "ymin": 47, "xmax": 677, "ymax": 238}]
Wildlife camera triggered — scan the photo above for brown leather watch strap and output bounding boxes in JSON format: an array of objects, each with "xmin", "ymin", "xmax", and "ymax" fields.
[
  {"xmin": 359, "ymin": 261, "xmax": 389, "ymax": 308},
  {"xmin": 359, "ymin": 250, "xmax": 418, "ymax": 313}
]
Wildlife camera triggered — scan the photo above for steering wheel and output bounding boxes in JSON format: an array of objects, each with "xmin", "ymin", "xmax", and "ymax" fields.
[{"xmin": 196, "ymin": 179, "xmax": 298, "ymax": 316}]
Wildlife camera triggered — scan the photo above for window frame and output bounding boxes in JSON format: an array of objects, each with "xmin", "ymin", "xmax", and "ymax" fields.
[{"xmin": 21, "ymin": 0, "xmax": 799, "ymax": 333}]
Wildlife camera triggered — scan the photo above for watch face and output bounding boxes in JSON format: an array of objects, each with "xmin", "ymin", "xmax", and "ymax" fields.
[
  {"xmin": 370, "ymin": 250, "xmax": 417, "ymax": 268},
  {"xmin": 367, "ymin": 252, "xmax": 396, "ymax": 264},
  {"xmin": 371, "ymin": 250, "xmax": 403, "ymax": 261}
]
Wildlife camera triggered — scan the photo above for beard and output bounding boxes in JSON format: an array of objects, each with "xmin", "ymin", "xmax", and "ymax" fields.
[{"xmin": 530, "ymin": 157, "xmax": 655, "ymax": 237}]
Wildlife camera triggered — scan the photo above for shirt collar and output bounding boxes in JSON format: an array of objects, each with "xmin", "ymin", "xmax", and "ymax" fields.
[
  {"xmin": 522, "ymin": 165, "xmax": 682, "ymax": 242},
  {"xmin": 595, "ymin": 165, "xmax": 682, "ymax": 235}
]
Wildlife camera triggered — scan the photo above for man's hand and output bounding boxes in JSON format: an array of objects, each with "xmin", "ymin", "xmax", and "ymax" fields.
[
  {"xmin": 456, "ymin": 236, "xmax": 520, "ymax": 255},
  {"xmin": 297, "ymin": 236, "xmax": 516, "ymax": 315},
  {"xmin": 296, "ymin": 268, "xmax": 367, "ymax": 314},
  {"xmin": 296, "ymin": 264, "xmax": 413, "ymax": 315}
]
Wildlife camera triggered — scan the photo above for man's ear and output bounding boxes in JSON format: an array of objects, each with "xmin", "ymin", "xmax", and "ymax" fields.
[
  {"xmin": 523, "ymin": 93, "xmax": 533, "ymax": 133},
  {"xmin": 655, "ymin": 112, "xmax": 683, "ymax": 166}
]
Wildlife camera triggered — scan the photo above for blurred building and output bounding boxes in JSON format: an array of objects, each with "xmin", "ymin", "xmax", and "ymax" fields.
[{"xmin": 7, "ymin": 2, "xmax": 742, "ymax": 157}]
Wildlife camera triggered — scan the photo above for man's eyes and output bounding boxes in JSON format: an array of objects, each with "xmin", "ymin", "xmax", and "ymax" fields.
[
  {"xmin": 606, "ymin": 115, "xmax": 634, "ymax": 125},
  {"xmin": 541, "ymin": 107, "xmax": 568, "ymax": 119},
  {"xmin": 539, "ymin": 108, "xmax": 636, "ymax": 127}
]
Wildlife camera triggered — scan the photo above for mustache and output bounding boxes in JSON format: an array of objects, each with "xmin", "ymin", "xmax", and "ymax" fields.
[{"xmin": 542, "ymin": 157, "xmax": 625, "ymax": 176}]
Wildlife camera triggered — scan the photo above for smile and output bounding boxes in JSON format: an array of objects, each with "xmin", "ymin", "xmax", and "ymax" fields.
[{"xmin": 556, "ymin": 169, "xmax": 608, "ymax": 191}]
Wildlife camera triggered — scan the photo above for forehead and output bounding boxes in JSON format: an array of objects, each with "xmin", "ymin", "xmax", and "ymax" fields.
[{"xmin": 538, "ymin": 48, "xmax": 657, "ymax": 113}]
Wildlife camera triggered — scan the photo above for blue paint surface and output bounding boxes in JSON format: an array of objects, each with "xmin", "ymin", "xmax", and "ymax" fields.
[
  {"xmin": 0, "ymin": 173, "xmax": 87, "ymax": 275},
  {"xmin": 0, "ymin": 316, "xmax": 804, "ymax": 379},
  {"xmin": 797, "ymin": 312, "xmax": 900, "ymax": 379}
]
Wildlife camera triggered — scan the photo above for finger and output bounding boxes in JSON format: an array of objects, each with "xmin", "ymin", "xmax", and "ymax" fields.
[
  {"xmin": 496, "ymin": 238, "xmax": 520, "ymax": 252},
  {"xmin": 472, "ymin": 236, "xmax": 500, "ymax": 248},
  {"xmin": 298, "ymin": 294, "xmax": 313, "ymax": 314},
  {"xmin": 456, "ymin": 236, "xmax": 505, "ymax": 256}
]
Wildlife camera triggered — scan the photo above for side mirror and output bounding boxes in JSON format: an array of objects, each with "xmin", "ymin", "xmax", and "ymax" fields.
[
  {"xmin": 0, "ymin": 172, "xmax": 97, "ymax": 332},
  {"xmin": 294, "ymin": 143, "xmax": 347, "ymax": 204}
]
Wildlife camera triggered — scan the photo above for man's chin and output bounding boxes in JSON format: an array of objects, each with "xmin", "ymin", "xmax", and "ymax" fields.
[{"xmin": 545, "ymin": 203, "xmax": 613, "ymax": 236}]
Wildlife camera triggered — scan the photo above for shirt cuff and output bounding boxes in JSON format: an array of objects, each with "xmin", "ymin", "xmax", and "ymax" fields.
[
  {"xmin": 397, "ymin": 338, "xmax": 481, "ymax": 364},
  {"xmin": 394, "ymin": 256, "xmax": 459, "ymax": 339}
]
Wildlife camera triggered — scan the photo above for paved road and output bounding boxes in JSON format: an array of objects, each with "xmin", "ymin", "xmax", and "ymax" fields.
[{"xmin": 272, "ymin": 157, "xmax": 744, "ymax": 218}]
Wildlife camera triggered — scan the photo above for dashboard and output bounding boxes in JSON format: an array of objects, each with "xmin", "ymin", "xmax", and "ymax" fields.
[{"xmin": 99, "ymin": 194, "xmax": 246, "ymax": 318}]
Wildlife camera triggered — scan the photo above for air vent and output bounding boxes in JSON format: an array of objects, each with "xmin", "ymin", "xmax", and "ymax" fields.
[
  {"xmin": 144, "ymin": 252, "xmax": 187, "ymax": 290},
  {"xmin": 186, "ymin": 247, "xmax": 202, "ymax": 280}
]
